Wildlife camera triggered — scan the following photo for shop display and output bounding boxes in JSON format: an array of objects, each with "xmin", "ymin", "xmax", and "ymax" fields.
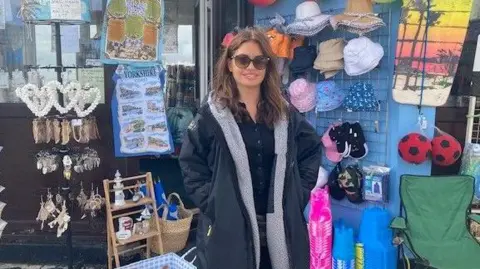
[
  {"xmin": 398, "ymin": 132, "xmax": 432, "ymax": 164},
  {"xmin": 112, "ymin": 65, "xmax": 173, "ymax": 156},
  {"xmin": 101, "ymin": 0, "xmax": 164, "ymax": 63},
  {"xmin": 286, "ymin": 1, "xmax": 331, "ymax": 37},
  {"xmin": 103, "ymin": 172, "xmax": 163, "ymax": 268},
  {"xmin": 308, "ymin": 186, "xmax": 332, "ymax": 269},
  {"xmin": 289, "ymin": 45, "xmax": 316, "ymax": 77},
  {"xmin": 18, "ymin": 0, "xmax": 91, "ymax": 23},
  {"xmin": 431, "ymin": 127, "xmax": 462, "ymax": 166},
  {"xmin": 313, "ymin": 38, "xmax": 345, "ymax": 79},
  {"xmin": 393, "ymin": 0, "xmax": 472, "ymax": 107},
  {"xmin": 32, "ymin": 117, "xmax": 100, "ymax": 145},
  {"xmin": 288, "ymin": 78, "xmax": 316, "ymax": 113},
  {"xmin": 330, "ymin": 0, "xmax": 385, "ymax": 35},
  {"xmin": 332, "ymin": 220, "xmax": 355, "ymax": 269},
  {"xmin": 343, "ymin": 82, "xmax": 380, "ymax": 112},
  {"xmin": 35, "ymin": 147, "xmax": 100, "ymax": 175},
  {"xmin": 338, "ymin": 165, "xmax": 364, "ymax": 204},
  {"xmin": 344, "ymin": 37, "xmax": 384, "ymax": 77},
  {"xmin": 316, "ymin": 81, "xmax": 346, "ymax": 113},
  {"xmin": 15, "ymin": 81, "xmax": 102, "ymax": 118},
  {"xmin": 358, "ymin": 208, "xmax": 396, "ymax": 269},
  {"xmin": 362, "ymin": 166, "xmax": 390, "ymax": 203}
]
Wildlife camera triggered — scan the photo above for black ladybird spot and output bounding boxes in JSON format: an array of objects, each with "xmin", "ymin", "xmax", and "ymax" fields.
[
  {"xmin": 418, "ymin": 135, "xmax": 427, "ymax": 142},
  {"xmin": 453, "ymin": 151, "xmax": 461, "ymax": 159},
  {"xmin": 401, "ymin": 136, "xmax": 409, "ymax": 143},
  {"xmin": 398, "ymin": 149, "xmax": 403, "ymax": 158},
  {"xmin": 409, "ymin": 147, "xmax": 419, "ymax": 156},
  {"xmin": 435, "ymin": 154, "xmax": 446, "ymax": 162},
  {"xmin": 440, "ymin": 140, "xmax": 450, "ymax": 148}
]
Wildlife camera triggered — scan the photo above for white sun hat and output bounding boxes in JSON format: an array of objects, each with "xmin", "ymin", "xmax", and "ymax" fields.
[
  {"xmin": 286, "ymin": 1, "xmax": 331, "ymax": 37},
  {"xmin": 344, "ymin": 36, "xmax": 384, "ymax": 76}
]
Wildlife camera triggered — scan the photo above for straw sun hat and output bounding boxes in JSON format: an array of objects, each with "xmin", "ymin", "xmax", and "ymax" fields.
[{"xmin": 330, "ymin": 0, "xmax": 385, "ymax": 35}]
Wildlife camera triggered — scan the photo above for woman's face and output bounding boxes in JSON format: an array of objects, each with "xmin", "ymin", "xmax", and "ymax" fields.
[{"xmin": 228, "ymin": 40, "xmax": 269, "ymax": 90}]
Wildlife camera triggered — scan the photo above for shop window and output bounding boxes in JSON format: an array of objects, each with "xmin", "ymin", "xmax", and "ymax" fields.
[{"xmin": 0, "ymin": 0, "xmax": 196, "ymax": 106}]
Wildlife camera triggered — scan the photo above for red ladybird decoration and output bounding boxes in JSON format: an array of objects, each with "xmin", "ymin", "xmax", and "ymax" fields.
[
  {"xmin": 398, "ymin": 133, "xmax": 432, "ymax": 164},
  {"xmin": 431, "ymin": 131, "xmax": 462, "ymax": 166}
]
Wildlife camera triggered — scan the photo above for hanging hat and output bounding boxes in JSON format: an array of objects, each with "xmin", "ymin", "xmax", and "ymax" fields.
[
  {"xmin": 338, "ymin": 165, "xmax": 364, "ymax": 204},
  {"xmin": 328, "ymin": 163, "xmax": 346, "ymax": 200},
  {"xmin": 316, "ymin": 81, "xmax": 346, "ymax": 112},
  {"xmin": 322, "ymin": 124, "xmax": 343, "ymax": 163},
  {"xmin": 266, "ymin": 28, "xmax": 291, "ymax": 58},
  {"xmin": 288, "ymin": 78, "xmax": 316, "ymax": 113},
  {"xmin": 330, "ymin": 0, "xmax": 385, "ymax": 35},
  {"xmin": 248, "ymin": 0, "xmax": 277, "ymax": 6},
  {"xmin": 314, "ymin": 38, "xmax": 346, "ymax": 79},
  {"xmin": 344, "ymin": 36, "xmax": 384, "ymax": 76},
  {"xmin": 343, "ymin": 82, "xmax": 379, "ymax": 112},
  {"xmin": 290, "ymin": 45, "xmax": 317, "ymax": 75},
  {"xmin": 286, "ymin": 1, "xmax": 331, "ymax": 37},
  {"xmin": 289, "ymin": 35, "xmax": 305, "ymax": 60}
]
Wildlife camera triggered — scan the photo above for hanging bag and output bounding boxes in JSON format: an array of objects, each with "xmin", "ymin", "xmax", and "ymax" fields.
[{"xmin": 151, "ymin": 193, "xmax": 193, "ymax": 254}]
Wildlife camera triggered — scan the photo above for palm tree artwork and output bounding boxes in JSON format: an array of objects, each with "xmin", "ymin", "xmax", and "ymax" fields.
[{"xmin": 393, "ymin": 0, "xmax": 473, "ymax": 107}]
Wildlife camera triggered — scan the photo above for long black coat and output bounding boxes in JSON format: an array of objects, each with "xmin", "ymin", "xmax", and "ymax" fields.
[{"xmin": 179, "ymin": 96, "xmax": 322, "ymax": 269}]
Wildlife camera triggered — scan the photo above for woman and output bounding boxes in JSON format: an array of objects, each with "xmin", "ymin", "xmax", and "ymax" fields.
[{"xmin": 179, "ymin": 27, "xmax": 322, "ymax": 269}]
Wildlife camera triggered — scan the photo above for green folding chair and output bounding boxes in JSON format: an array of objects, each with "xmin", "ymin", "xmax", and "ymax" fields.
[{"xmin": 391, "ymin": 175, "xmax": 480, "ymax": 269}]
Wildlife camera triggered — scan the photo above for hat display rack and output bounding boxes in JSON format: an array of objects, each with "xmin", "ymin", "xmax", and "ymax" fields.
[{"xmin": 256, "ymin": 2, "xmax": 393, "ymax": 211}]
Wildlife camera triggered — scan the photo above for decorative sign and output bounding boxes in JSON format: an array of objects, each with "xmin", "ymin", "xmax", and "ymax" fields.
[
  {"xmin": 112, "ymin": 65, "xmax": 173, "ymax": 157},
  {"xmin": 78, "ymin": 68, "xmax": 105, "ymax": 103},
  {"xmin": 19, "ymin": 0, "xmax": 91, "ymax": 23},
  {"xmin": 101, "ymin": 0, "xmax": 164, "ymax": 64}
]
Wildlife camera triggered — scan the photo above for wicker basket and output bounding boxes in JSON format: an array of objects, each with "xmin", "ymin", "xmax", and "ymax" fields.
[{"xmin": 151, "ymin": 193, "xmax": 193, "ymax": 254}]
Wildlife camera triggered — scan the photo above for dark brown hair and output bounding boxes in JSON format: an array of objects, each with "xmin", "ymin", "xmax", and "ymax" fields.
[{"xmin": 212, "ymin": 27, "xmax": 287, "ymax": 127}]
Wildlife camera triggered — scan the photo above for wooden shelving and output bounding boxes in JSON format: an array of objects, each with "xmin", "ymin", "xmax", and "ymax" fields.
[{"xmin": 103, "ymin": 172, "xmax": 163, "ymax": 269}]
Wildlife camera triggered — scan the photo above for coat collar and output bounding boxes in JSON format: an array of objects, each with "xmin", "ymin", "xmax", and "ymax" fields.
[{"xmin": 207, "ymin": 93, "xmax": 290, "ymax": 269}]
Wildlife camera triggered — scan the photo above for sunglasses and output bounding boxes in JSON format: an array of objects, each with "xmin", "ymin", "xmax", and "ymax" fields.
[{"xmin": 231, "ymin": 54, "xmax": 270, "ymax": 70}]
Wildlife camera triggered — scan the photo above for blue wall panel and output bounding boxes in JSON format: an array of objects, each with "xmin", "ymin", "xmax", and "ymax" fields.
[{"xmin": 254, "ymin": 0, "xmax": 435, "ymax": 233}]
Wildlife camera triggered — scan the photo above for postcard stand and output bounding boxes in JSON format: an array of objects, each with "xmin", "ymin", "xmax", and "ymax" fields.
[{"xmin": 103, "ymin": 172, "xmax": 163, "ymax": 269}]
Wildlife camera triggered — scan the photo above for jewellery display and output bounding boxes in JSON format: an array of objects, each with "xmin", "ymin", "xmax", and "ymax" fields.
[
  {"xmin": 76, "ymin": 182, "xmax": 88, "ymax": 210},
  {"xmin": 30, "ymin": 117, "xmax": 100, "ymax": 145},
  {"xmin": 83, "ymin": 185, "xmax": 104, "ymax": 218},
  {"xmin": 63, "ymin": 155, "xmax": 73, "ymax": 180},
  {"xmin": 48, "ymin": 200, "xmax": 71, "ymax": 238}
]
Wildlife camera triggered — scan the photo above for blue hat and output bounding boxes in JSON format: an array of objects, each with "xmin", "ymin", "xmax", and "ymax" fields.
[
  {"xmin": 316, "ymin": 81, "xmax": 346, "ymax": 112},
  {"xmin": 343, "ymin": 82, "xmax": 379, "ymax": 112}
]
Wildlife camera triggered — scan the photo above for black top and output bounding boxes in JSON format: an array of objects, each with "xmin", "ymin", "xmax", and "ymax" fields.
[{"xmin": 237, "ymin": 103, "xmax": 275, "ymax": 215}]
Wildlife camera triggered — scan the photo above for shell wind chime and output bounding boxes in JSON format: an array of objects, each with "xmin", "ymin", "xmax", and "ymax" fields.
[{"xmin": 0, "ymin": 146, "xmax": 7, "ymax": 239}]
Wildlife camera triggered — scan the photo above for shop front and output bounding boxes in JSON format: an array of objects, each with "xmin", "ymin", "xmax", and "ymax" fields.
[{"xmin": 0, "ymin": 0, "xmax": 479, "ymax": 268}]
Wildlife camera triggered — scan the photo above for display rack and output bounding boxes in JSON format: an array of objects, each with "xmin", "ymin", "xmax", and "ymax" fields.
[{"xmin": 103, "ymin": 172, "xmax": 163, "ymax": 269}]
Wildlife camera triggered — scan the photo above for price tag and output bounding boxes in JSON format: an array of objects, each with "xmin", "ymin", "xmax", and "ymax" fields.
[{"xmin": 71, "ymin": 119, "xmax": 83, "ymax": 126}]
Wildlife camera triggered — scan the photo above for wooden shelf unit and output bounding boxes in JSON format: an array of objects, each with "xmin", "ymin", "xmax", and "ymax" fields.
[{"xmin": 103, "ymin": 172, "xmax": 164, "ymax": 269}]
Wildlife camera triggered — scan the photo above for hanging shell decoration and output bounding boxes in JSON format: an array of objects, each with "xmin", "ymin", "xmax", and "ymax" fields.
[{"xmin": 18, "ymin": 0, "xmax": 42, "ymax": 22}]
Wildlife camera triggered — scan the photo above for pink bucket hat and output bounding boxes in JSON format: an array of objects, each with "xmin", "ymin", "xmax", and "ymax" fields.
[
  {"xmin": 288, "ymin": 78, "xmax": 316, "ymax": 113},
  {"xmin": 322, "ymin": 125, "xmax": 342, "ymax": 163}
]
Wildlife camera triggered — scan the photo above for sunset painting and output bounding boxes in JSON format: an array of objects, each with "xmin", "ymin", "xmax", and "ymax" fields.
[{"xmin": 393, "ymin": 0, "xmax": 473, "ymax": 107}]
